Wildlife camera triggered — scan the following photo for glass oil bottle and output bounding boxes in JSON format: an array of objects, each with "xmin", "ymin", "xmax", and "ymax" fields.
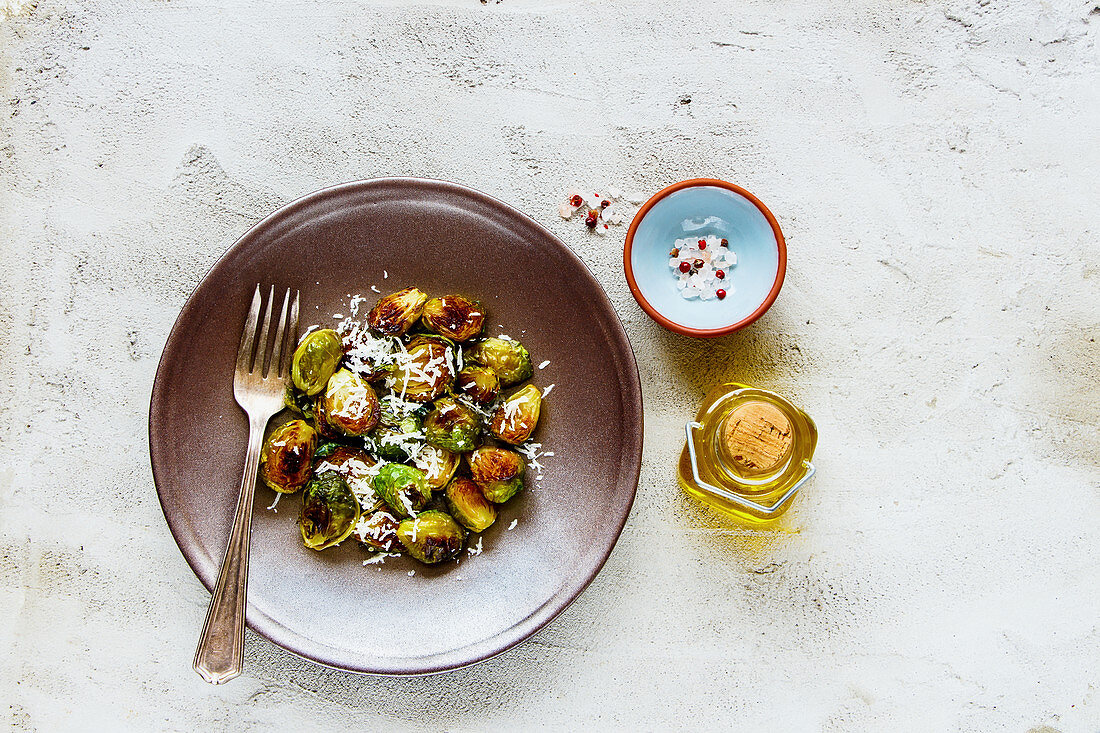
[{"xmin": 678, "ymin": 382, "xmax": 817, "ymax": 525}]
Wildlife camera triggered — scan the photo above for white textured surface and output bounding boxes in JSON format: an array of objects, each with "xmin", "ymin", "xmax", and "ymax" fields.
[{"xmin": 1, "ymin": 0, "xmax": 1098, "ymax": 730}]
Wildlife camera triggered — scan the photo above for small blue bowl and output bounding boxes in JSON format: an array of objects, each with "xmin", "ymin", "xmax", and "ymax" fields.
[{"xmin": 624, "ymin": 179, "xmax": 786, "ymax": 337}]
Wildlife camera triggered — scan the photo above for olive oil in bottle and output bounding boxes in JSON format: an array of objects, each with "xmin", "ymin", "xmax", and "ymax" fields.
[{"xmin": 678, "ymin": 383, "xmax": 817, "ymax": 525}]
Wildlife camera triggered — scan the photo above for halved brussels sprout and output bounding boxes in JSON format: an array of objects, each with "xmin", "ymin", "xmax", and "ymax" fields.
[
  {"xmin": 389, "ymin": 336, "xmax": 454, "ymax": 402},
  {"xmin": 372, "ymin": 462, "xmax": 431, "ymax": 518},
  {"xmin": 489, "ymin": 384, "xmax": 543, "ymax": 445},
  {"xmin": 397, "ymin": 510, "xmax": 466, "ymax": 564},
  {"xmin": 423, "ymin": 397, "xmax": 482, "ymax": 453},
  {"xmin": 420, "ymin": 295, "xmax": 485, "ymax": 342},
  {"xmin": 354, "ymin": 508, "xmax": 402, "ymax": 552},
  {"xmin": 367, "ymin": 287, "xmax": 428, "ymax": 336},
  {"xmin": 321, "ymin": 368, "xmax": 381, "ymax": 437},
  {"xmin": 467, "ymin": 446, "xmax": 525, "ymax": 503},
  {"xmin": 464, "ymin": 337, "xmax": 533, "ymax": 387},
  {"xmin": 292, "ymin": 328, "xmax": 344, "ymax": 396},
  {"xmin": 444, "ymin": 477, "xmax": 496, "ymax": 532},
  {"xmin": 413, "ymin": 445, "xmax": 461, "ymax": 490},
  {"xmin": 298, "ymin": 470, "xmax": 361, "ymax": 551},
  {"xmin": 259, "ymin": 419, "xmax": 317, "ymax": 494},
  {"xmin": 456, "ymin": 366, "xmax": 500, "ymax": 405}
]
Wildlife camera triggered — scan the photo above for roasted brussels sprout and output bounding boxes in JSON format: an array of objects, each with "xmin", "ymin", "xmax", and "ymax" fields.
[
  {"xmin": 321, "ymin": 368, "xmax": 381, "ymax": 437},
  {"xmin": 444, "ymin": 477, "xmax": 496, "ymax": 532},
  {"xmin": 420, "ymin": 295, "xmax": 485, "ymax": 342},
  {"xmin": 379, "ymin": 399, "xmax": 430, "ymax": 429},
  {"xmin": 298, "ymin": 470, "xmax": 361, "ymax": 551},
  {"xmin": 364, "ymin": 427, "xmax": 417, "ymax": 463},
  {"xmin": 467, "ymin": 446, "xmax": 525, "ymax": 503},
  {"xmin": 367, "ymin": 287, "xmax": 428, "ymax": 336},
  {"xmin": 354, "ymin": 508, "xmax": 402, "ymax": 552},
  {"xmin": 423, "ymin": 397, "xmax": 482, "ymax": 453},
  {"xmin": 259, "ymin": 419, "xmax": 317, "ymax": 494},
  {"xmin": 397, "ymin": 510, "xmax": 466, "ymax": 564},
  {"xmin": 465, "ymin": 337, "xmax": 533, "ymax": 387},
  {"xmin": 489, "ymin": 384, "xmax": 543, "ymax": 445},
  {"xmin": 292, "ymin": 328, "xmax": 344, "ymax": 396},
  {"xmin": 455, "ymin": 366, "xmax": 500, "ymax": 405},
  {"xmin": 314, "ymin": 444, "xmax": 378, "ymax": 497},
  {"xmin": 413, "ymin": 445, "xmax": 461, "ymax": 490},
  {"xmin": 389, "ymin": 336, "xmax": 454, "ymax": 402},
  {"xmin": 372, "ymin": 462, "xmax": 431, "ymax": 518}
]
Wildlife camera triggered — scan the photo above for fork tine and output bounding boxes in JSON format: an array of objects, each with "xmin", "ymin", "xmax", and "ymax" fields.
[
  {"xmin": 254, "ymin": 285, "xmax": 275, "ymax": 375},
  {"xmin": 283, "ymin": 290, "xmax": 300, "ymax": 378},
  {"xmin": 268, "ymin": 288, "xmax": 292, "ymax": 378},
  {"xmin": 236, "ymin": 286, "xmax": 262, "ymax": 375}
]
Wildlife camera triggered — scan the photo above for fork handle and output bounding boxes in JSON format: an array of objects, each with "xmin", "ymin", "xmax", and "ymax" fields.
[{"xmin": 193, "ymin": 414, "xmax": 267, "ymax": 684}]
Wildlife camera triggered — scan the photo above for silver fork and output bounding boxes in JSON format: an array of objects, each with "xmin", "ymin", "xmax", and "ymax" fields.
[{"xmin": 194, "ymin": 284, "xmax": 299, "ymax": 684}]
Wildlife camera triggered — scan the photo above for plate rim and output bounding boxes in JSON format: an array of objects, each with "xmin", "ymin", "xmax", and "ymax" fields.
[{"xmin": 148, "ymin": 177, "xmax": 644, "ymax": 676}]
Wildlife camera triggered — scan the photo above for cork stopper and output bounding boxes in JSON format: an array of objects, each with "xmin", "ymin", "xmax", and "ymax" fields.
[{"xmin": 720, "ymin": 400, "xmax": 793, "ymax": 474}]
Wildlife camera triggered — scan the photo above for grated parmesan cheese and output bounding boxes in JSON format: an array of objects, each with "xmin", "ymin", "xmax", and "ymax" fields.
[
  {"xmin": 362, "ymin": 552, "xmax": 400, "ymax": 566},
  {"xmin": 538, "ymin": 360, "xmax": 550, "ymax": 369},
  {"xmin": 507, "ymin": 519, "xmax": 517, "ymax": 530}
]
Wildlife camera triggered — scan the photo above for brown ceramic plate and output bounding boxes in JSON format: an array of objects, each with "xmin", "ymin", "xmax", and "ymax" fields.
[{"xmin": 149, "ymin": 178, "xmax": 642, "ymax": 675}]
